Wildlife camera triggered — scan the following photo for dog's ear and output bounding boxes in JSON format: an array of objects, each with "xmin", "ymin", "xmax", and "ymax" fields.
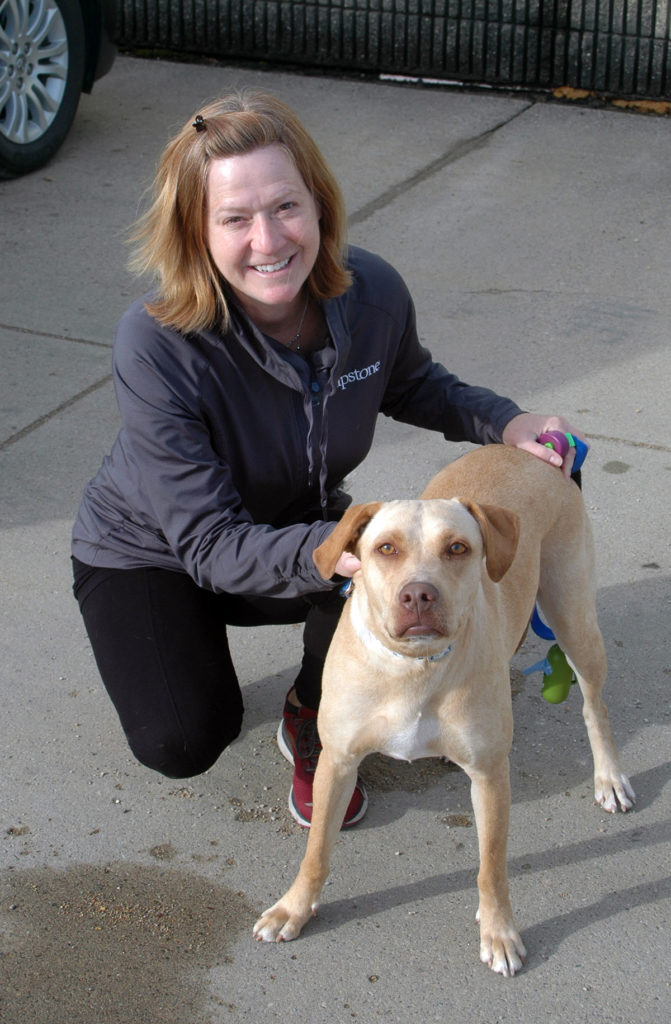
[
  {"xmin": 313, "ymin": 502, "xmax": 383, "ymax": 579},
  {"xmin": 458, "ymin": 499, "xmax": 520, "ymax": 582}
]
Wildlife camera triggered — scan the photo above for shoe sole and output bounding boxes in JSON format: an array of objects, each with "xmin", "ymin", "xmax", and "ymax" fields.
[
  {"xmin": 288, "ymin": 788, "xmax": 312, "ymax": 828},
  {"xmin": 277, "ymin": 720, "xmax": 294, "ymax": 765}
]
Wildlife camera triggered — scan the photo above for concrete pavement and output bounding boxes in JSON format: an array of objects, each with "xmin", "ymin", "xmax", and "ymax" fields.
[{"xmin": 1, "ymin": 56, "xmax": 670, "ymax": 1023}]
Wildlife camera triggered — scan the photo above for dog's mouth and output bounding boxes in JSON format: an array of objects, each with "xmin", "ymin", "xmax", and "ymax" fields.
[
  {"xmin": 400, "ymin": 624, "xmax": 443, "ymax": 638},
  {"xmin": 393, "ymin": 609, "xmax": 447, "ymax": 642}
]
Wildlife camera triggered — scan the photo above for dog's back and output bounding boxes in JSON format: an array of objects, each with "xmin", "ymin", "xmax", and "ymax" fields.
[{"xmin": 421, "ymin": 444, "xmax": 583, "ymax": 537}]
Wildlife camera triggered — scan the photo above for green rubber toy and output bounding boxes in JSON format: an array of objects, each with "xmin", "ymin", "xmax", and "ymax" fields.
[{"xmin": 541, "ymin": 644, "xmax": 577, "ymax": 703}]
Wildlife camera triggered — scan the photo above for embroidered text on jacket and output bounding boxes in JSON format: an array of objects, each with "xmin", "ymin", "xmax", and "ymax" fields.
[{"xmin": 336, "ymin": 361, "xmax": 382, "ymax": 391}]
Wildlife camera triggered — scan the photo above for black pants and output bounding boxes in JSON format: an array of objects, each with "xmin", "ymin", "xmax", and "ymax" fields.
[{"xmin": 72, "ymin": 558, "xmax": 344, "ymax": 779}]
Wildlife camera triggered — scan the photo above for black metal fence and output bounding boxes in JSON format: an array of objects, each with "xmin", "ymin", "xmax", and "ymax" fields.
[{"xmin": 116, "ymin": 0, "xmax": 671, "ymax": 98}]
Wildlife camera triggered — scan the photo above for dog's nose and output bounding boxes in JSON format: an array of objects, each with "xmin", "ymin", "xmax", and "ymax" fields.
[{"xmin": 398, "ymin": 581, "xmax": 439, "ymax": 612}]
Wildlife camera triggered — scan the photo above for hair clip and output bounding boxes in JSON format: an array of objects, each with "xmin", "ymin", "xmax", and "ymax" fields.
[{"xmin": 192, "ymin": 114, "xmax": 207, "ymax": 133}]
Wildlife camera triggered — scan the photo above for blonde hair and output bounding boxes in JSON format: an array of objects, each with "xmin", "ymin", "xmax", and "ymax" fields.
[{"xmin": 130, "ymin": 91, "xmax": 352, "ymax": 333}]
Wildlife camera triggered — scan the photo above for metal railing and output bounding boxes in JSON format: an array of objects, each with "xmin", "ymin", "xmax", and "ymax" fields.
[{"xmin": 115, "ymin": 0, "xmax": 671, "ymax": 98}]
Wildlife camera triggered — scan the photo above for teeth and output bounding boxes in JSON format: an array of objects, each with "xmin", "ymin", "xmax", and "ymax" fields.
[{"xmin": 255, "ymin": 257, "xmax": 290, "ymax": 273}]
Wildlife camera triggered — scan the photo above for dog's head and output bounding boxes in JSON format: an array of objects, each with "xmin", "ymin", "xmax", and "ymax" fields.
[{"xmin": 314, "ymin": 498, "xmax": 519, "ymax": 648}]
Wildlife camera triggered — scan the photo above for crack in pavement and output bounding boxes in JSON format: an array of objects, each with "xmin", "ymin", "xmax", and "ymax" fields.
[
  {"xmin": 347, "ymin": 101, "xmax": 534, "ymax": 227},
  {"xmin": 582, "ymin": 432, "xmax": 671, "ymax": 453},
  {"xmin": 0, "ymin": 321, "xmax": 112, "ymax": 349},
  {"xmin": 0, "ymin": 374, "xmax": 113, "ymax": 452}
]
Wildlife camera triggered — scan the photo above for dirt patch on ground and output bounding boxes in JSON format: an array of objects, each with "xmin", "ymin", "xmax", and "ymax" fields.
[{"xmin": 0, "ymin": 862, "xmax": 254, "ymax": 1024}]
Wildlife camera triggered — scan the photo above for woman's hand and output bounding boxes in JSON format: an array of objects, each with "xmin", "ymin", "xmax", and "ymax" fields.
[
  {"xmin": 335, "ymin": 551, "xmax": 362, "ymax": 577},
  {"xmin": 502, "ymin": 413, "xmax": 588, "ymax": 479}
]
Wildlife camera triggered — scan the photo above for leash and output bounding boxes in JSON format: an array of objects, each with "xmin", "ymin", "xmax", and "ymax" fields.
[{"xmin": 524, "ymin": 431, "xmax": 587, "ymax": 702}]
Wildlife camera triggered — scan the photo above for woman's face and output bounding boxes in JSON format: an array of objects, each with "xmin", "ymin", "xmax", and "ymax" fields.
[{"xmin": 205, "ymin": 143, "xmax": 322, "ymax": 324}]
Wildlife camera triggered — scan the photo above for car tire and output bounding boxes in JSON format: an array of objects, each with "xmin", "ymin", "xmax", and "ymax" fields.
[{"xmin": 0, "ymin": 0, "xmax": 86, "ymax": 178}]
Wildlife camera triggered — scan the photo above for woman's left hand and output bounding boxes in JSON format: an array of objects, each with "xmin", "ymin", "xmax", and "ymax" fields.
[
  {"xmin": 334, "ymin": 551, "xmax": 362, "ymax": 578},
  {"xmin": 501, "ymin": 413, "xmax": 588, "ymax": 479}
]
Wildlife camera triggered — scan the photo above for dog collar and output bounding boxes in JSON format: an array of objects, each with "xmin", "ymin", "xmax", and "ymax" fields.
[{"xmin": 349, "ymin": 599, "xmax": 453, "ymax": 664}]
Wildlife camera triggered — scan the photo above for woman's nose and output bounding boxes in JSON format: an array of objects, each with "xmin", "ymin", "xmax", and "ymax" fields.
[{"xmin": 253, "ymin": 214, "xmax": 283, "ymax": 253}]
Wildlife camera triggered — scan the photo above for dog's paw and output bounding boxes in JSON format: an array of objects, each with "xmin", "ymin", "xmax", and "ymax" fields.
[
  {"xmin": 595, "ymin": 772, "xmax": 636, "ymax": 813},
  {"xmin": 477, "ymin": 910, "xmax": 527, "ymax": 977},
  {"xmin": 479, "ymin": 933, "xmax": 527, "ymax": 977},
  {"xmin": 253, "ymin": 898, "xmax": 317, "ymax": 943}
]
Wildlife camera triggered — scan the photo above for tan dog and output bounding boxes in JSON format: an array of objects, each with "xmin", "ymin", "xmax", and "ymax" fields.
[{"xmin": 253, "ymin": 445, "xmax": 635, "ymax": 975}]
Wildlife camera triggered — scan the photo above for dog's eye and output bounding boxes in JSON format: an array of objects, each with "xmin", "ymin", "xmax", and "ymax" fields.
[
  {"xmin": 447, "ymin": 542, "xmax": 468, "ymax": 556},
  {"xmin": 377, "ymin": 543, "xmax": 398, "ymax": 556}
]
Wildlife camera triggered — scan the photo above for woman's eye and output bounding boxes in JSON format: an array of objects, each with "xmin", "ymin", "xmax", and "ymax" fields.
[{"xmin": 378, "ymin": 543, "xmax": 398, "ymax": 556}]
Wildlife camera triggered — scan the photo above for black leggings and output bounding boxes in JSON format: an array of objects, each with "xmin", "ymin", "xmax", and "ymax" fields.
[{"xmin": 72, "ymin": 558, "xmax": 344, "ymax": 779}]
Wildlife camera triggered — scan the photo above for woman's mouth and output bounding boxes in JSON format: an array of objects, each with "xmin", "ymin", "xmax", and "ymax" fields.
[{"xmin": 253, "ymin": 256, "xmax": 292, "ymax": 274}]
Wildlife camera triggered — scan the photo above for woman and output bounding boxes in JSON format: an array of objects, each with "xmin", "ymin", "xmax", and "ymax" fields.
[{"xmin": 72, "ymin": 91, "xmax": 582, "ymax": 829}]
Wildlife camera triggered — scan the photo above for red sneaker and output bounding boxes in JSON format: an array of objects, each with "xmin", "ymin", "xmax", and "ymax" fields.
[{"xmin": 277, "ymin": 696, "xmax": 368, "ymax": 828}]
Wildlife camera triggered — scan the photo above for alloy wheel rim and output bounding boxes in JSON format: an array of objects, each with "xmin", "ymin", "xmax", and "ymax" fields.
[{"xmin": 0, "ymin": 0, "xmax": 70, "ymax": 144}]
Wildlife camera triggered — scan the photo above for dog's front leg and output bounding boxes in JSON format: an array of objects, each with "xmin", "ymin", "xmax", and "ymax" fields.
[
  {"xmin": 469, "ymin": 765, "xmax": 527, "ymax": 977},
  {"xmin": 253, "ymin": 748, "xmax": 357, "ymax": 943}
]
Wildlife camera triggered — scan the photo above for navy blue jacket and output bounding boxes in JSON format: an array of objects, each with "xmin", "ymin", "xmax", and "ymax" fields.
[{"xmin": 72, "ymin": 247, "xmax": 521, "ymax": 597}]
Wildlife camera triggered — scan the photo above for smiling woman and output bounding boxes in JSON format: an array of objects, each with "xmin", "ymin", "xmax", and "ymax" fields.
[{"xmin": 0, "ymin": 0, "xmax": 115, "ymax": 178}]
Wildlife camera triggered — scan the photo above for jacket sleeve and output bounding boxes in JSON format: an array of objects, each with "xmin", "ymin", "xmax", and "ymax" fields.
[
  {"xmin": 377, "ymin": 268, "xmax": 523, "ymax": 444},
  {"xmin": 112, "ymin": 320, "xmax": 335, "ymax": 598}
]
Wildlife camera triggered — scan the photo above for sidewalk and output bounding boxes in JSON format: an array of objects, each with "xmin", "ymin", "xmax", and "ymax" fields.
[{"xmin": 1, "ymin": 56, "xmax": 669, "ymax": 1024}]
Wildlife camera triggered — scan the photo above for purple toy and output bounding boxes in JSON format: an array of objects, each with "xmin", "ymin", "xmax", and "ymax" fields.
[{"xmin": 538, "ymin": 430, "xmax": 589, "ymax": 473}]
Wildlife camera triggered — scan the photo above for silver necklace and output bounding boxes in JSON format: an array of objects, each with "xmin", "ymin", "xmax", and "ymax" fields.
[{"xmin": 289, "ymin": 293, "xmax": 310, "ymax": 352}]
